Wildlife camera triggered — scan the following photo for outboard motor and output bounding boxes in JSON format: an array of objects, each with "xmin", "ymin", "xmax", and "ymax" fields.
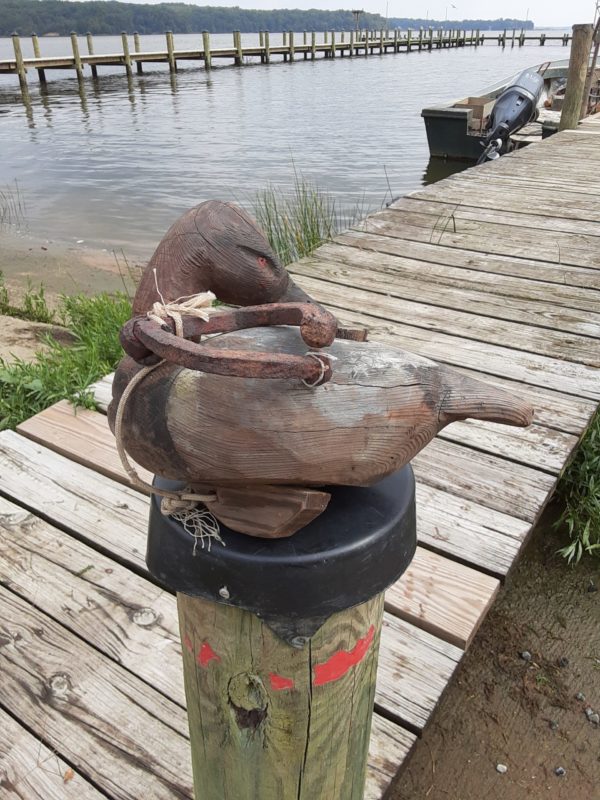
[{"xmin": 477, "ymin": 69, "xmax": 544, "ymax": 164}]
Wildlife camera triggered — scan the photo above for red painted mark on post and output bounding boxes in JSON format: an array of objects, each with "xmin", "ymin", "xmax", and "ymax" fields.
[
  {"xmin": 183, "ymin": 634, "xmax": 194, "ymax": 654},
  {"xmin": 269, "ymin": 672, "xmax": 295, "ymax": 691},
  {"xmin": 313, "ymin": 626, "xmax": 375, "ymax": 687},
  {"xmin": 198, "ymin": 642, "xmax": 220, "ymax": 667}
]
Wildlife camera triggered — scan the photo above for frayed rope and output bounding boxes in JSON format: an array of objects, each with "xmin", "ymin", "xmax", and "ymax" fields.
[{"xmin": 114, "ymin": 270, "xmax": 224, "ymax": 552}]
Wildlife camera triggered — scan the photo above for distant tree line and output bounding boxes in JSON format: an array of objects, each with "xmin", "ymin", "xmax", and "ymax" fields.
[{"xmin": 0, "ymin": 0, "xmax": 534, "ymax": 37}]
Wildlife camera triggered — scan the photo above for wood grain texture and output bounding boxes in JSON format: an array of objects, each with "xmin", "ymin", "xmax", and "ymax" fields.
[
  {"xmin": 325, "ymin": 306, "xmax": 600, "ymax": 400},
  {"xmin": 0, "ymin": 494, "xmax": 185, "ymax": 705},
  {"xmin": 359, "ymin": 207, "xmax": 600, "ymax": 269},
  {"xmin": 93, "ymin": 367, "xmax": 598, "ymax": 438},
  {"xmin": 178, "ymin": 591, "xmax": 384, "ymax": 800},
  {"xmin": 293, "ymin": 274, "xmax": 599, "ymax": 366},
  {"xmin": 375, "ymin": 613, "xmax": 461, "ymax": 730},
  {"xmin": 0, "ymin": 586, "xmax": 194, "ymax": 800},
  {"xmin": 386, "ymin": 548, "xmax": 499, "ymax": 649},
  {"xmin": 408, "ymin": 181, "xmax": 600, "ymax": 224},
  {"xmin": 0, "ymin": 493, "xmax": 409, "ymax": 798},
  {"xmin": 332, "ymin": 229, "xmax": 600, "ymax": 290},
  {"xmin": 0, "ymin": 709, "xmax": 104, "ymax": 799},
  {"xmin": 298, "ymin": 243, "xmax": 600, "ymax": 318},
  {"xmin": 112, "ymin": 328, "xmax": 532, "ymax": 494},
  {"xmin": 388, "ymin": 197, "xmax": 600, "ymax": 238},
  {"xmin": 18, "ymin": 399, "xmax": 153, "ymax": 490},
  {"xmin": 0, "ymin": 432, "xmax": 470, "ymax": 726}
]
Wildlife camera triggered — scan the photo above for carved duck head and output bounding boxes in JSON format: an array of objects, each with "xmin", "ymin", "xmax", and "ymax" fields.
[{"xmin": 133, "ymin": 200, "xmax": 312, "ymax": 315}]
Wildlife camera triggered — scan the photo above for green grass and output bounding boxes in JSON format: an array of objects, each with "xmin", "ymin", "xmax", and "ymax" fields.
[
  {"xmin": 0, "ymin": 277, "xmax": 55, "ymax": 324},
  {"xmin": 0, "ymin": 287, "xmax": 131, "ymax": 430},
  {"xmin": 253, "ymin": 173, "xmax": 367, "ymax": 266},
  {"xmin": 555, "ymin": 411, "xmax": 600, "ymax": 563}
]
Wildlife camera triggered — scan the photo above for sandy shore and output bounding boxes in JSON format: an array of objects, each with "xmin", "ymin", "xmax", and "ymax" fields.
[{"xmin": 0, "ymin": 228, "xmax": 149, "ymax": 304}]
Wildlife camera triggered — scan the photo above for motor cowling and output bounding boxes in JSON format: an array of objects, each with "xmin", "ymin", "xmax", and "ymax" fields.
[{"xmin": 478, "ymin": 69, "xmax": 544, "ymax": 162}]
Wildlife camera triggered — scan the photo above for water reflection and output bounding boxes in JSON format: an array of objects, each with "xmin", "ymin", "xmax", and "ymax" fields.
[
  {"xmin": 422, "ymin": 157, "xmax": 469, "ymax": 185},
  {"xmin": 0, "ymin": 34, "xmax": 574, "ymax": 254}
]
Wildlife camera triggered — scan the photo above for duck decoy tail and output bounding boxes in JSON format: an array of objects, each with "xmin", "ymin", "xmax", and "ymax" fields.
[{"xmin": 437, "ymin": 369, "xmax": 534, "ymax": 428}]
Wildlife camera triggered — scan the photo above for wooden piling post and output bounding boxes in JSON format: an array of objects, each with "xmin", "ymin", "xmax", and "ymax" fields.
[
  {"xmin": 379, "ymin": 28, "xmax": 384, "ymax": 54},
  {"xmin": 234, "ymin": 31, "xmax": 243, "ymax": 66},
  {"xmin": 540, "ymin": 32, "xmax": 546, "ymax": 46},
  {"xmin": 519, "ymin": 29, "xmax": 525, "ymax": 46},
  {"xmin": 178, "ymin": 590, "xmax": 384, "ymax": 800},
  {"xmin": 31, "ymin": 32, "xmax": 46, "ymax": 84},
  {"xmin": 476, "ymin": 28, "xmax": 480, "ymax": 45},
  {"xmin": 70, "ymin": 32, "xmax": 84, "ymax": 81},
  {"xmin": 310, "ymin": 31, "xmax": 315, "ymax": 59},
  {"xmin": 264, "ymin": 30, "xmax": 271, "ymax": 63},
  {"xmin": 202, "ymin": 31, "xmax": 212, "ymax": 69},
  {"xmin": 428, "ymin": 27, "xmax": 434, "ymax": 50},
  {"xmin": 288, "ymin": 31, "xmax": 295, "ymax": 61},
  {"xmin": 133, "ymin": 32, "xmax": 143, "ymax": 74},
  {"xmin": 559, "ymin": 23, "xmax": 595, "ymax": 130},
  {"xmin": 166, "ymin": 31, "xmax": 176, "ymax": 72},
  {"xmin": 406, "ymin": 28, "xmax": 412, "ymax": 51},
  {"xmin": 303, "ymin": 31, "xmax": 308, "ymax": 59},
  {"xmin": 85, "ymin": 32, "xmax": 98, "ymax": 78},
  {"xmin": 581, "ymin": 21, "xmax": 600, "ymax": 118},
  {"xmin": 330, "ymin": 30, "xmax": 336, "ymax": 58},
  {"xmin": 121, "ymin": 32, "xmax": 133, "ymax": 77},
  {"xmin": 350, "ymin": 29, "xmax": 355, "ymax": 56},
  {"xmin": 11, "ymin": 34, "xmax": 28, "ymax": 93}
]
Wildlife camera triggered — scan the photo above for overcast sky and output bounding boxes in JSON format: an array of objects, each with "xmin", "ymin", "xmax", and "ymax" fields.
[{"xmin": 114, "ymin": 0, "xmax": 597, "ymax": 28}]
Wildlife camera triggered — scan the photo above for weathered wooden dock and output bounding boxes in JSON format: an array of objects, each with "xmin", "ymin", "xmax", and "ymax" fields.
[
  {"xmin": 0, "ymin": 119, "xmax": 599, "ymax": 798},
  {"xmin": 1, "ymin": 27, "xmax": 572, "ymax": 89}
]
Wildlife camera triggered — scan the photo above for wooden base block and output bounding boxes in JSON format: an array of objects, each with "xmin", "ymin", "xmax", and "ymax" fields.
[{"xmin": 177, "ymin": 591, "xmax": 385, "ymax": 800}]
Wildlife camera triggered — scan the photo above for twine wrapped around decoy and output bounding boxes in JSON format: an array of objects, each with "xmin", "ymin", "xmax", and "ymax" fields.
[{"xmin": 109, "ymin": 200, "xmax": 534, "ymax": 539}]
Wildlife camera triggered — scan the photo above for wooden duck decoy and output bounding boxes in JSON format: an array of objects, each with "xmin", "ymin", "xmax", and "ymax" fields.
[{"xmin": 110, "ymin": 201, "xmax": 534, "ymax": 538}]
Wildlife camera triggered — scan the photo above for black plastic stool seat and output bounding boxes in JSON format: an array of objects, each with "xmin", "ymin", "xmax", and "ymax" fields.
[{"xmin": 147, "ymin": 466, "xmax": 416, "ymax": 645}]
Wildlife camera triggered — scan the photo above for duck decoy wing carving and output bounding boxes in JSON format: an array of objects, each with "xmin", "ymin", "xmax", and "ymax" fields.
[{"xmin": 110, "ymin": 325, "xmax": 533, "ymax": 538}]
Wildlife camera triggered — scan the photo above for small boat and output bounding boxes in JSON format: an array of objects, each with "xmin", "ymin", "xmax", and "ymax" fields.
[{"xmin": 421, "ymin": 58, "xmax": 584, "ymax": 162}]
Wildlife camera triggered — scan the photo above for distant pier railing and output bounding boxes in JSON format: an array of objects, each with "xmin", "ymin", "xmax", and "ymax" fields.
[{"xmin": 1, "ymin": 28, "xmax": 573, "ymax": 91}]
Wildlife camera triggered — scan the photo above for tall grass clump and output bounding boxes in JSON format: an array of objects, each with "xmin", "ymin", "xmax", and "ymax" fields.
[
  {"xmin": 253, "ymin": 174, "xmax": 366, "ymax": 265},
  {"xmin": 0, "ymin": 290, "xmax": 131, "ymax": 430},
  {"xmin": 0, "ymin": 181, "xmax": 26, "ymax": 228},
  {"xmin": 556, "ymin": 412, "xmax": 600, "ymax": 563}
]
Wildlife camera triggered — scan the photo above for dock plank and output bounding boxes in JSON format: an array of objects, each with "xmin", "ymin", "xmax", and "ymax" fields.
[
  {"xmin": 322, "ymin": 306, "xmax": 600, "ymax": 400},
  {"xmin": 0, "ymin": 501, "xmax": 413, "ymax": 797},
  {"xmin": 334, "ymin": 229, "xmax": 600, "ymax": 290},
  {"xmin": 388, "ymin": 197, "xmax": 600, "ymax": 238},
  {"xmin": 0, "ymin": 587, "xmax": 194, "ymax": 800},
  {"xmin": 360, "ymin": 208, "xmax": 600, "ymax": 270},
  {"xmin": 0, "ymin": 709, "xmax": 105, "ymax": 800},
  {"xmin": 301, "ymin": 243, "xmax": 600, "ymax": 314},
  {"xmin": 2, "ymin": 426, "xmax": 498, "ymax": 647}
]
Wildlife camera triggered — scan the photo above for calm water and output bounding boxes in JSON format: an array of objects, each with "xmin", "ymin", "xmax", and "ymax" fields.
[{"xmin": 0, "ymin": 31, "xmax": 570, "ymax": 257}]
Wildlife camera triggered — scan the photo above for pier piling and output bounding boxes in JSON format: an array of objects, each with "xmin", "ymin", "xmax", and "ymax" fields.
[
  {"xmin": 121, "ymin": 32, "xmax": 133, "ymax": 78},
  {"xmin": 202, "ymin": 31, "xmax": 212, "ymax": 69},
  {"xmin": 559, "ymin": 23, "xmax": 595, "ymax": 130},
  {"xmin": 31, "ymin": 33, "xmax": 46, "ymax": 83},
  {"xmin": 134, "ymin": 32, "xmax": 143, "ymax": 74},
  {"xmin": 86, "ymin": 32, "xmax": 98, "ymax": 77},
  {"xmin": 11, "ymin": 33, "xmax": 28, "ymax": 92},
  {"xmin": 70, "ymin": 32, "xmax": 84, "ymax": 81}
]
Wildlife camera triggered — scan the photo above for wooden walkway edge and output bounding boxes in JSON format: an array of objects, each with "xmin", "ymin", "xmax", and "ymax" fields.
[{"xmin": 1, "ymin": 120, "xmax": 599, "ymax": 798}]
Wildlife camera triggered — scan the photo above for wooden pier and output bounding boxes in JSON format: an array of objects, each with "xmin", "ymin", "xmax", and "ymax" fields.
[
  {"xmin": 0, "ymin": 119, "xmax": 599, "ymax": 797},
  {"xmin": 0, "ymin": 28, "xmax": 573, "ymax": 89}
]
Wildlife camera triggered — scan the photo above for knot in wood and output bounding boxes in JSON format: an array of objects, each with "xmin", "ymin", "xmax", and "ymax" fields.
[
  {"xmin": 47, "ymin": 672, "xmax": 72, "ymax": 702},
  {"xmin": 227, "ymin": 673, "xmax": 268, "ymax": 731},
  {"xmin": 132, "ymin": 607, "xmax": 158, "ymax": 627}
]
